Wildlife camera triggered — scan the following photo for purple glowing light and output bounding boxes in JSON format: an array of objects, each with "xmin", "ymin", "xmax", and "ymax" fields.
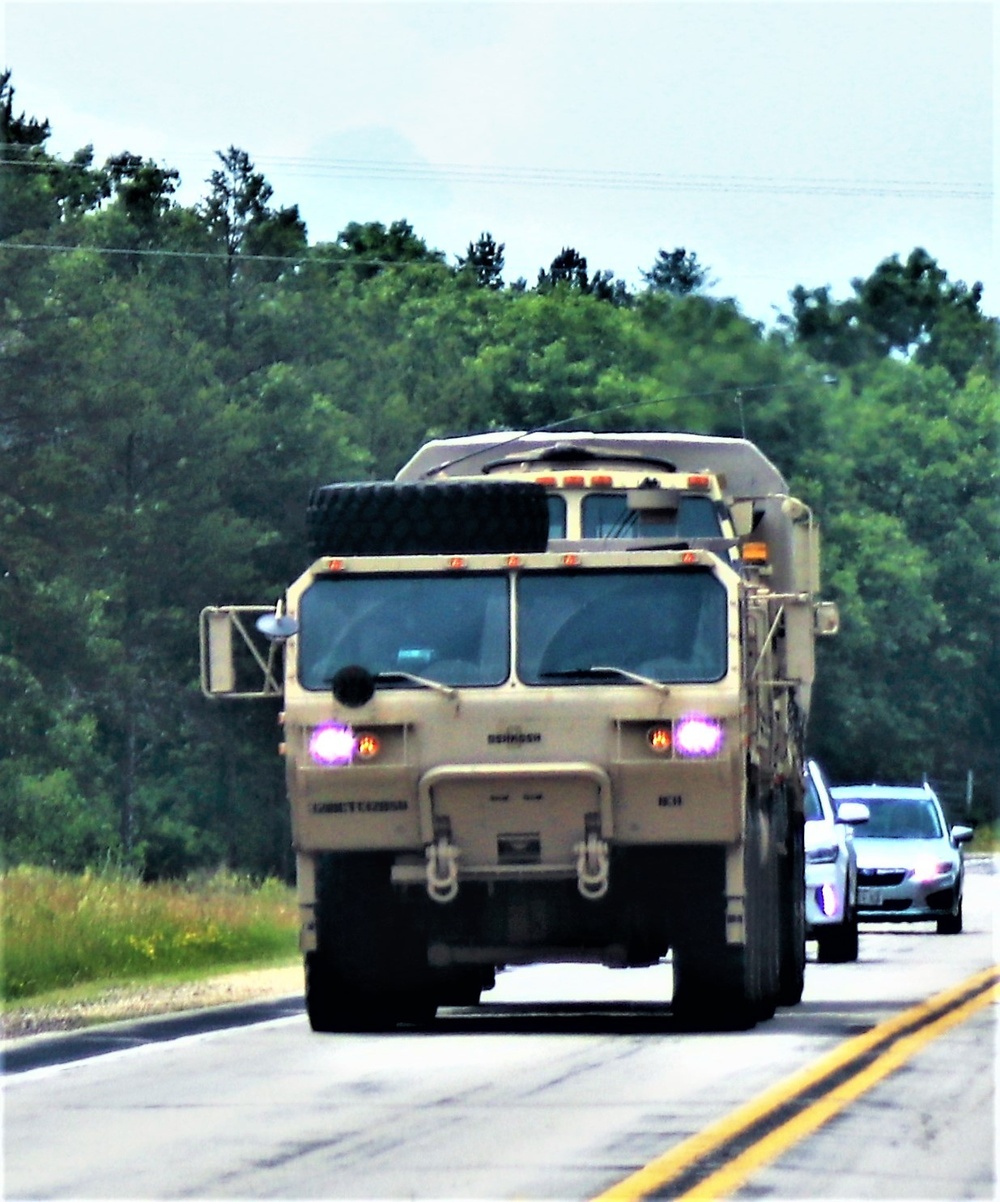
[
  {"xmin": 817, "ymin": 884, "xmax": 839, "ymax": 918},
  {"xmin": 674, "ymin": 714, "xmax": 725, "ymax": 759},
  {"xmin": 308, "ymin": 722, "xmax": 357, "ymax": 766}
]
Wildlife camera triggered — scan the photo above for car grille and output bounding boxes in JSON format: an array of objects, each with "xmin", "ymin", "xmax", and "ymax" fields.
[{"xmin": 858, "ymin": 868, "xmax": 907, "ymax": 887}]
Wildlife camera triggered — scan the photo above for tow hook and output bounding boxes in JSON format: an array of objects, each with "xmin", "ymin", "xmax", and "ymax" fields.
[
  {"xmin": 426, "ymin": 838, "xmax": 460, "ymax": 903},
  {"xmin": 574, "ymin": 833, "xmax": 610, "ymax": 900}
]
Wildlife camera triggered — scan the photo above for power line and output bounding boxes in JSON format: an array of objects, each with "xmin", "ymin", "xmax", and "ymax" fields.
[
  {"xmin": 0, "ymin": 151, "xmax": 991, "ymax": 202},
  {"xmin": 0, "ymin": 241, "xmax": 434, "ymax": 268}
]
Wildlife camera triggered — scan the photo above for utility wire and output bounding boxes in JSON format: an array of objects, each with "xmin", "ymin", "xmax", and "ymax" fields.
[
  {"xmin": 0, "ymin": 152, "xmax": 991, "ymax": 201},
  {"xmin": 0, "ymin": 241, "xmax": 433, "ymax": 267}
]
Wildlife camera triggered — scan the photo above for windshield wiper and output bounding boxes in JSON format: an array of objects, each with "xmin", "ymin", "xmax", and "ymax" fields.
[
  {"xmin": 374, "ymin": 670, "xmax": 458, "ymax": 699},
  {"xmin": 539, "ymin": 666, "xmax": 670, "ymax": 694},
  {"xmin": 328, "ymin": 663, "xmax": 457, "ymax": 708}
]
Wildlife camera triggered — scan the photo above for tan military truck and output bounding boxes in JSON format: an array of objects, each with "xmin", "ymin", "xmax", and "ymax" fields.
[{"xmin": 201, "ymin": 431, "xmax": 838, "ymax": 1030}]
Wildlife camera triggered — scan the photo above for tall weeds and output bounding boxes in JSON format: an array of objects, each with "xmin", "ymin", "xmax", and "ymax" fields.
[{"xmin": 1, "ymin": 866, "xmax": 298, "ymax": 1000}]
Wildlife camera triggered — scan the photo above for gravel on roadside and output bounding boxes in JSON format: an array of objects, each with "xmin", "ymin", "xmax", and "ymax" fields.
[{"xmin": 2, "ymin": 963, "xmax": 303, "ymax": 1041}]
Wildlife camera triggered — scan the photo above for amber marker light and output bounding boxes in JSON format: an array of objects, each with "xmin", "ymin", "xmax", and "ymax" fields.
[
  {"xmin": 563, "ymin": 475, "xmax": 586, "ymax": 488},
  {"xmin": 355, "ymin": 732, "xmax": 381, "ymax": 760},
  {"xmin": 562, "ymin": 552, "xmax": 581, "ymax": 567},
  {"xmin": 687, "ymin": 474, "xmax": 711, "ymax": 490},
  {"xmin": 647, "ymin": 725, "xmax": 673, "ymax": 754},
  {"xmin": 448, "ymin": 556, "xmax": 468, "ymax": 569},
  {"xmin": 326, "ymin": 558, "xmax": 345, "ymax": 571},
  {"xmin": 742, "ymin": 542, "xmax": 769, "ymax": 564},
  {"xmin": 507, "ymin": 554, "xmax": 523, "ymax": 568}
]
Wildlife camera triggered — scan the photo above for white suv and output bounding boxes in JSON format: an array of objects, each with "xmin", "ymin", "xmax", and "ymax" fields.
[{"xmin": 804, "ymin": 760, "xmax": 869, "ymax": 962}]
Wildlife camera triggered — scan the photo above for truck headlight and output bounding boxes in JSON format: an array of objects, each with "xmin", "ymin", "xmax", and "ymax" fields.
[
  {"xmin": 674, "ymin": 714, "xmax": 724, "ymax": 759},
  {"xmin": 308, "ymin": 722, "xmax": 357, "ymax": 766}
]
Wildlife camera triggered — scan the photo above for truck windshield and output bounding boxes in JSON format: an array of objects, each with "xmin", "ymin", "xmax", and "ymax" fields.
[
  {"xmin": 517, "ymin": 568, "xmax": 727, "ymax": 685},
  {"xmin": 581, "ymin": 494, "xmax": 722, "ymax": 540},
  {"xmin": 298, "ymin": 574, "xmax": 510, "ymax": 689}
]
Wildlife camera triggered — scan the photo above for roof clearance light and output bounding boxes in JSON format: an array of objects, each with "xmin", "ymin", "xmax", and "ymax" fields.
[
  {"xmin": 674, "ymin": 714, "xmax": 725, "ymax": 758},
  {"xmin": 327, "ymin": 558, "xmax": 345, "ymax": 571},
  {"xmin": 449, "ymin": 556, "xmax": 468, "ymax": 570},
  {"xmin": 355, "ymin": 732, "xmax": 381, "ymax": 760},
  {"xmin": 687, "ymin": 474, "xmax": 711, "ymax": 490},
  {"xmin": 309, "ymin": 722, "xmax": 357, "ymax": 766},
  {"xmin": 535, "ymin": 475, "xmax": 557, "ymax": 486},
  {"xmin": 742, "ymin": 542, "xmax": 769, "ymax": 564},
  {"xmin": 682, "ymin": 551, "xmax": 698, "ymax": 565},
  {"xmin": 562, "ymin": 552, "xmax": 581, "ymax": 567},
  {"xmin": 647, "ymin": 725, "xmax": 673, "ymax": 754},
  {"xmin": 563, "ymin": 475, "xmax": 585, "ymax": 488},
  {"xmin": 591, "ymin": 475, "xmax": 613, "ymax": 487},
  {"xmin": 507, "ymin": 554, "xmax": 523, "ymax": 569}
]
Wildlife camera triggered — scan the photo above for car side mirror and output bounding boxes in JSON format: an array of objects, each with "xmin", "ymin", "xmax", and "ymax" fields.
[
  {"xmin": 836, "ymin": 801, "xmax": 870, "ymax": 826},
  {"xmin": 950, "ymin": 824, "xmax": 974, "ymax": 845}
]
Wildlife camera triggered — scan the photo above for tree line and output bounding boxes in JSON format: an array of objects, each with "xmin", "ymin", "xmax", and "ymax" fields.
[{"xmin": 2, "ymin": 71, "xmax": 997, "ymax": 877}]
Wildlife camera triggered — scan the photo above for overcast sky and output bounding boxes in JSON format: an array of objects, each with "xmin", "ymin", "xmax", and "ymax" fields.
[{"xmin": 3, "ymin": 1, "xmax": 994, "ymax": 325}]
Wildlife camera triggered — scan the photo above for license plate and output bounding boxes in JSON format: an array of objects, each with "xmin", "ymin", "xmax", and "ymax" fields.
[{"xmin": 858, "ymin": 886, "xmax": 884, "ymax": 906}]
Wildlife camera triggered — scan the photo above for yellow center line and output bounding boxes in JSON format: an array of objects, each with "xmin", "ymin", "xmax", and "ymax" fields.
[
  {"xmin": 592, "ymin": 965, "xmax": 1000, "ymax": 1202},
  {"xmin": 679, "ymin": 980, "xmax": 1000, "ymax": 1200}
]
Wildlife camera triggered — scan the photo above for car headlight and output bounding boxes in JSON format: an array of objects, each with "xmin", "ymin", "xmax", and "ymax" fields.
[
  {"xmin": 806, "ymin": 843, "xmax": 840, "ymax": 865},
  {"xmin": 910, "ymin": 857, "xmax": 955, "ymax": 883}
]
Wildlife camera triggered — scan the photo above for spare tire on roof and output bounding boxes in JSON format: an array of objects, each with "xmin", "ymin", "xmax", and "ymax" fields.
[{"xmin": 306, "ymin": 479, "xmax": 550, "ymax": 557}]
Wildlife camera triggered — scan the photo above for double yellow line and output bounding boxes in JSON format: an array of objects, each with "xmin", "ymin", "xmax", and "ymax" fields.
[{"xmin": 594, "ymin": 965, "xmax": 1000, "ymax": 1201}]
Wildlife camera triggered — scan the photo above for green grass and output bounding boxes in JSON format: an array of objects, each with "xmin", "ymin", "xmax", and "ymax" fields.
[
  {"xmin": 1, "ymin": 866, "xmax": 299, "ymax": 1002},
  {"xmin": 968, "ymin": 822, "xmax": 1000, "ymax": 854}
]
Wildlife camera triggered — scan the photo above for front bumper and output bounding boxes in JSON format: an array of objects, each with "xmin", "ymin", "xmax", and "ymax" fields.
[{"xmin": 856, "ymin": 871, "xmax": 960, "ymax": 921}]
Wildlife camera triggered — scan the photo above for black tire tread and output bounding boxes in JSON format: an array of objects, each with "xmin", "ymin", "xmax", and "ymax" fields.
[{"xmin": 307, "ymin": 479, "xmax": 549, "ymax": 557}]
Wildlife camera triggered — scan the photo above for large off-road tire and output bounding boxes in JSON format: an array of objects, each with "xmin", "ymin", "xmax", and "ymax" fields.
[
  {"xmin": 306, "ymin": 479, "xmax": 550, "ymax": 558},
  {"xmin": 671, "ymin": 943, "xmax": 759, "ymax": 1032},
  {"xmin": 671, "ymin": 782, "xmax": 782, "ymax": 1031},
  {"xmin": 777, "ymin": 808, "xmax": 807, "ymax": 1003},
  {"xmin": 307, "ymin": 852, "xmax": 439, "ymax": 1033}
]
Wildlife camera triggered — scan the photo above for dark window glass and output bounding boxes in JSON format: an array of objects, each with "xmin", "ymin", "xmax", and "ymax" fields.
[
  {"xmin": 547, "ymin": 495, "xmax": 567, "ymax": 539},
  {"xmin": 581, "ymin": 493, "xmax": 722, "ymax": 540},
  {"xmin": 517, "ymin": 568, "xmax": 727, "ymax": 685},
  {"xmin": 299, "ymin": 574, "xmax": 509, "ymax": 689},
  {"xmin": 849, "ymin": 797, "xmax": 943, "ymax": 840}
]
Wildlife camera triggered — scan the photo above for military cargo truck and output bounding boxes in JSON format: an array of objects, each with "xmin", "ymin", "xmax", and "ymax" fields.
[{"xmin": 201, "ymin": 431, "xmax": 838, "ymax": 1030}]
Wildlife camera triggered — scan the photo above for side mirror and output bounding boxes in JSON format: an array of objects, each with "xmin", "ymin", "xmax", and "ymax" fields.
[
  {"xmin": 836, "ymin": 801, "xmax": 870, "ymax": 826},
  {"xmin": 951, "ymin": 825, "xmax": 975, "ymax": 845},
  {"xmin": 199, "ymin": 605, "xmax": 286, "ymax": 699}
]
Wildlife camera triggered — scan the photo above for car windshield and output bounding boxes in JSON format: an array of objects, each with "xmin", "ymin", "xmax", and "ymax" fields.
[
  {"xmin": 517, "ymin": 568, "xmax": 727, "ymax": 685},
  {"xmin": 847, "ymin": 796, "xmax": 943, "ymax": 840},
  {"xmin": 298, "ymin": 573, "xmax": 510, "ymax": 689}
]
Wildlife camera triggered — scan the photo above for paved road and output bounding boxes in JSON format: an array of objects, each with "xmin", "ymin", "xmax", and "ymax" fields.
[{"xmin": 4, "ymin": 860, "xmax": 996, "ymax": 1200}]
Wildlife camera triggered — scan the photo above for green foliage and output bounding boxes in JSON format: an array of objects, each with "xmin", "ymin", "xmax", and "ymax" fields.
[
  {"xmin": 782, "ymin": 247, "xmax": 999, "ymax": 385},
  {"xmin": 1, "ymin": 72, "xmax": 997, "ymax": 872},
  {"xmin": 641, "ymin": 247, "xmax": 712, "ymax": 296},
  {"xmin": 1, "ymin": 866, "xmax": 298, "ymax": 999}
]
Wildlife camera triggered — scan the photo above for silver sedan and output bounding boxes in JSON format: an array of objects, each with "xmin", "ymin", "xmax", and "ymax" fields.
[{"xmin": 829, "ymin": 783, "xmax": 974, "ymax": 934}]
